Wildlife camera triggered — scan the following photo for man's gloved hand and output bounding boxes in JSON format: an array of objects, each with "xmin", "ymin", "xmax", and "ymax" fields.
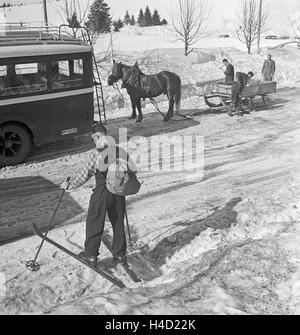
[{"xmin": 60, "ymin": 177, "xmax": 71, "ymax": 191}]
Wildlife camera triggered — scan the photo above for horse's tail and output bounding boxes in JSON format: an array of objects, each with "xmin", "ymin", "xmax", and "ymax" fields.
[{"xmin": 175, "ymin": 79, "xmax": 181, "ymax": 114}]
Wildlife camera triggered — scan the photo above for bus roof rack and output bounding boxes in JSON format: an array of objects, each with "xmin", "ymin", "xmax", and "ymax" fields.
[{"xmin": 0, "ymin": 23, "xmax": 89, "ymax": 47}]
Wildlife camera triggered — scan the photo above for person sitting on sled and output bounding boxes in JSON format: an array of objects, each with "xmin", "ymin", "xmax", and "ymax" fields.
[{"xmin": 61, "ymin": 123, "xmax": 137, "ymax": 267}]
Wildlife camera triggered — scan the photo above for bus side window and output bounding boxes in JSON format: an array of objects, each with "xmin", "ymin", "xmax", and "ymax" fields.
[
  {"xmin": 74, "ymin": 59, "xmax": 83, "ymax": 76},
  {"xmin": 51, "ymin": 59, "xmax": 84, "ymax": 90},
  {"xmin": 0, "ymin": 63, "xmax": 48, "ymax": 97},
  {"xmin": 7, "ymin": 65, "xmax": 16, "ymax": 87},
  {"xmin": 0, "ymin": 66, "xmax": 6, "ymax": 77},
  {"xmin": 0, "ymin": 65, "xmax": 7, "ymax": 94},
  {"xmin": 51, "ymin": 62, "xmax": 59, "ymax": 78},
  {"xmin": 69, "ymin": 60, "xmax": 74, "ymax": 78},
  {"xmin": 0, "ymin": 65, "xmax": 17, "ymax": 96},
  {"xmin": 38, "ymin": 63, "xmax": 47, "ymax": 76}
]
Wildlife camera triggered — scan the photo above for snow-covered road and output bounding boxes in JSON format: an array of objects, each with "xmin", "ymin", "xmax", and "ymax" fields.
[{"xmin": 1, "ymin": 83, "xmax": 300, "ymax": 315}]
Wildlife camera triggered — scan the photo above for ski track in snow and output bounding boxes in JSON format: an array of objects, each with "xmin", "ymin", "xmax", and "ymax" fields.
[{"xmin": 1, "ymin": 42, "xmax": 300, "ymax": 314}]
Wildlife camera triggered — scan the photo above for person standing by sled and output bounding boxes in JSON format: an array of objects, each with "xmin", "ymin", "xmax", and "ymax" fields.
[
  {"xmin": 228, "ymin": 71, "xmax": 254, "ymax": 117},
  {"xmin": 261, "ymin": 54, "xmax": 276, "ymax": 82},
  {"xmin": 61, "ymin": 123, "xmax": 139, "ymax": 267},
  {"xmin": 222, "ymin": 58, "xmax": 235, "ymax": 84}
]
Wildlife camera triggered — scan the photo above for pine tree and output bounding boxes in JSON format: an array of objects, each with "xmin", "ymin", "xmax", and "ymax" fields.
[
  {"xmin": 152, "ymin": 9, "xmax": 161, "ymax": 26},
  {"xmin": 144, "ymin": 6, "xmax": 152, "ymax": 26},
  {"xmin": 137, "ymin": 8, "xmax": 146, "ymax": 27},
  {"xmin": 113, "ymin": 19, "xmax": 124, "ymax": 32},
  {"xmin": 124, "ymin": 10, "xmax": 131, "ymax": 25},
  {"xmin": 118, "ymin": 19, "xmax": 124, "ymax": 29},
  {"xmin": 161, "ymin": 18, "xmax": 168, "ymax": 25},
  {"xmin": 112, "ymin": 20, "xmax": 118, "ymax": 32},
  {"xmin": 85, "ymin": 0, "xmax": 112, "ymax": 34},
  {"xmin": 130, "ymin": 15, "xmax": 136, "ymax": 26},
  {"xmin": 68, "ymin": 13, "xmax": 81, "ymax": 28}
]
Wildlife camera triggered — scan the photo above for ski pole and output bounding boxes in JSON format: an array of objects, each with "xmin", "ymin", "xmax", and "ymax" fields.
[
  {"xmin": 124, "ymin": 199, "xmax": 133, "ymax": 250},
  {"xmin": 26, "ymin": 177, "xmax": 70, "ymax": 272}
]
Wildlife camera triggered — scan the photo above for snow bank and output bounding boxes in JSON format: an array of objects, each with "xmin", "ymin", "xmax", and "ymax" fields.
[{"xmin": 92, "ymin": 26, "xmax": 300, "ymax": 113}]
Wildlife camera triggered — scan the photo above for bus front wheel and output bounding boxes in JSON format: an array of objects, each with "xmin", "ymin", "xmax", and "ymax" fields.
[{"xmin": 0, "ymin": 124, "xmax": 32, "ymax": 167}]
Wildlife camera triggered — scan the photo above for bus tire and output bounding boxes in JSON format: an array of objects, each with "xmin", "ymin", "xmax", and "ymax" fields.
[{"xmin": 0, "ymin": 124, "xmax": 32, "ymax": 167}]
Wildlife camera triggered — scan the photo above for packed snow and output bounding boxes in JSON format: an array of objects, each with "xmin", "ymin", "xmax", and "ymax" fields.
[{"xmin": 1, "ymin": 24, "xmax": 300, "ymax": 315}]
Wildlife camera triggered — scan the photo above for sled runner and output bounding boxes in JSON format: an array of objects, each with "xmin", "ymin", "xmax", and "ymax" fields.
[{"xmin": 203, "ymin": 81, "xmax": 277, "ymax": 111}]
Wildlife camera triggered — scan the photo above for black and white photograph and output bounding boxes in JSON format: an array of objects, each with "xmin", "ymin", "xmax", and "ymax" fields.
[{"xmin": 0, "ymin": 0, "xmax": 300, "ymax": 317}]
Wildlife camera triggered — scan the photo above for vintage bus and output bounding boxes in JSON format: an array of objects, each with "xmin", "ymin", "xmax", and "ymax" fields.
[{"xmin": 0, "ymin": 30, "xmax": 95, "ymax": 166}]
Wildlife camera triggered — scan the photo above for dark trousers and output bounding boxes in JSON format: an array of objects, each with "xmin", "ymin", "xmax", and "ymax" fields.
[
  {"xmin": 85, "ymin": 186, "xmax": 126, "ymax": 257},
  {"xmin": 231, "ymin": 82, "xmax": 241, "ymax": 109},
  {"xmin": 230, "ymin": 81, "xmax": 245, "ymax": 112}
]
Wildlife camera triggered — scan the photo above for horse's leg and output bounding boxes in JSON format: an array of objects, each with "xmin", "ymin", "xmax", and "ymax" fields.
[
  {"xmin": 136, "ymin": 99, "xmax": 143, "ymax": 123},
  {"xmin": 129, "ymin": 95, "xmax": 137, "ymax": 120},
  {"xmin": 164, "ymin": 91, "xmax": 175, "ymax": 122},
  {"xmin": 170, "ymin": 93, "xmax": 175, "ymax": 117}
]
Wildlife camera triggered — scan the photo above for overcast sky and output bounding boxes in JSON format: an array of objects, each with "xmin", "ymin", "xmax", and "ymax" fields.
[{"xmin": 1, "ymin": 0, "xmax": 300, "ymax": 31}]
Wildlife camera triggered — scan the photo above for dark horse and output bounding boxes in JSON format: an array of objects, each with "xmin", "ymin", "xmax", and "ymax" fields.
[{"xmin": 107, "ymin": 60, "xmax": 181, "ymax": 122}]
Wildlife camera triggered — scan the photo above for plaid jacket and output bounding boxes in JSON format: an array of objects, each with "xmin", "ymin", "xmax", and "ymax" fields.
[{"xmin": 70, "ymin": 147, "xmax": 136, "ymax": 191}]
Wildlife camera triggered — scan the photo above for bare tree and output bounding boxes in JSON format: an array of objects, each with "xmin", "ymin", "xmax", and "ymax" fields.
[
  {"xmin": 64, "ymin": 0, "xmax": 91, "ymax": 25},
  {"xmin": 236, "ymin": 0, "xmax": 271, "ymax": 54},
  {"xmin": 49, "ymin": 0, "xmax": 91, "ymax": 38},
  {"xmin": 170, "ymin": 0, "xmax": 210, "ymax": 56}
]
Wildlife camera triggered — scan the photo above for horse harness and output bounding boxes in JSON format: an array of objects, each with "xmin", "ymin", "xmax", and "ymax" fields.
[{"xmin": 112, "ymin": 65, "xmax": 193, "ymax": 121}]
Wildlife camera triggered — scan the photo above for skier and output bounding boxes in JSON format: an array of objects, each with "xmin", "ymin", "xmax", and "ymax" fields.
[{"xmin": 61, "ymin": 123, "xmax": 137, "ymax": 267}]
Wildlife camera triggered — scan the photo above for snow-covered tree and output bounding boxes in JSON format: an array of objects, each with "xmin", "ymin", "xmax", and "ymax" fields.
[
  {"xmin": 144, "ymin": 6, "xmax": 152, "ymax": 26},
  {"xmin": 124, "ymin": 10, "xmax": 131, "ymax": 25},
  {"xmin": 85, "ymin": 0, "xmax": 112, "ymax": 40},
  {"xmin": 137, "ymin": 8, "xmax": 146, "ymax": 27},
  {"xmin": 68, "ymin": 12, "xmax": 81, "ymax": 29},
  {"xmin": 152, "ymin": 9, "xmax": 161, "ymax": 26},
  {"xmin": 113, "ymin": 19, "xmax": 124, "ymax": 32},
  {"xmin": 130, "ymin": 14, "xmax": 136, "ymax": 26},
  {"xmin": 52, "ymin": 0, "xmax": 91, "ymax": 26},
  {"xmin": 236, "ymin": 0, "xmax": 271, "ymax": 54},
  {"xmin": 171, "ymin": 0, "xmax": 210, "ymax": 56}
]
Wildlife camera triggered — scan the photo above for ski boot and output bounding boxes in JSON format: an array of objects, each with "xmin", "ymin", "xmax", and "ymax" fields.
[
  {"xmin": 112, "ymin": 255, "xmax": 128, "ymax": 267},
  {"xmin": 78, "ymin": 252, "xmax": 98, "ymax": 267},
  {"xmin": 227, "ymin": 104, "xmax": 234, "ymax": 117}
]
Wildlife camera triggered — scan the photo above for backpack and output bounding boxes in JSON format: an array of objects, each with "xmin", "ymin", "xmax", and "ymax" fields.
[{"xmin": 105, "ymin": 149, "xmax": 141, "ymax": 196}]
